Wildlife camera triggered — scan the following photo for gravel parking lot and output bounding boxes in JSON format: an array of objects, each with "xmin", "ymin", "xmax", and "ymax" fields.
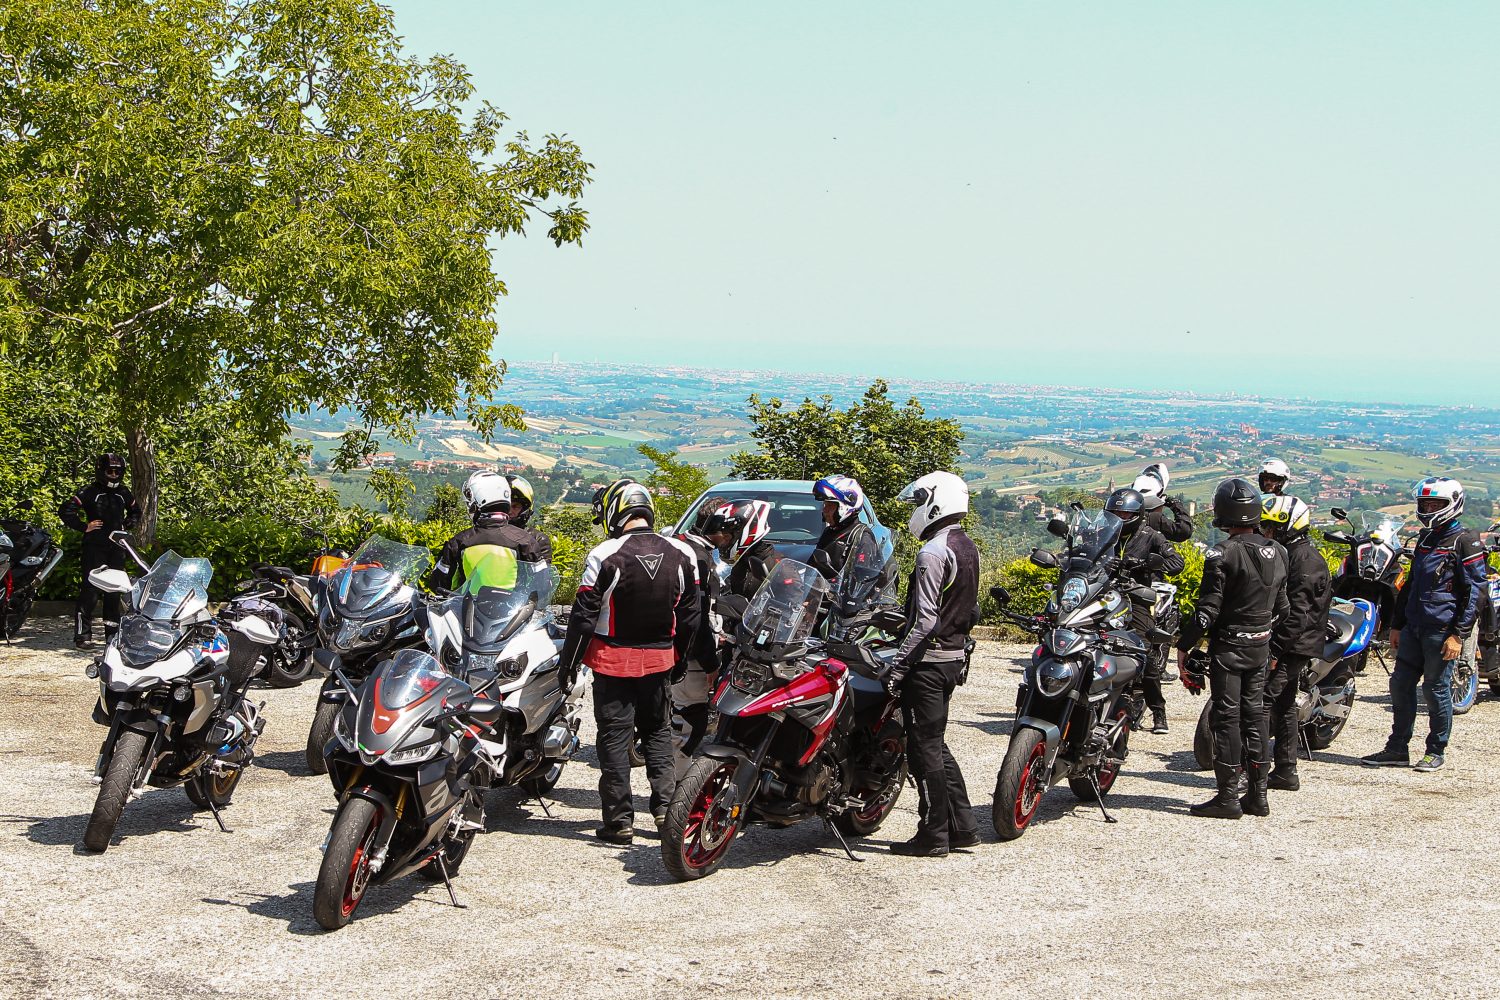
[{"xmin": 2, "ymin": 617, "xmax": 1498, "ymax": 1000}]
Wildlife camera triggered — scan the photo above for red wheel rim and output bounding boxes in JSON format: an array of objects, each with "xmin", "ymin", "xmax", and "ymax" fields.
[
  {"xmin": 1096, "ymin": 706, "xmax": 1130, "ymax": 794},
  {"xmin": 1013, "ymin": 740, "xmax": 1046, "ymax": 829},
  {"xmin": 852, "ymin": 738, "xmax": 904, "ymax": 822},
  {"xmin": 341, "ymin": 810, "xmax": 381, "ymax": 917},
  {"xmin": 681, "ymin": 762, "xmax": 739, "ymax": 871}
]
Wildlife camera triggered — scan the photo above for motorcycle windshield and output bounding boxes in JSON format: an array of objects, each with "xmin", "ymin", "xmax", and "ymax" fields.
[
  {"xmin": 329, "ymin": 536, "xmax": 433, "ymax": 619},
  {"xmin": 1353, "ymin": 512, "xmax": 1406, "ymax": 577},
  {"xmin": 834, "ymin": 525, "xmax": 891, "ymax": 611},
  {"xmin": 133, "ymin": 550, "xmax": 214, "ymax": 621},
  {"xmin": 739, "ymin": 559, "xmax": 830, "ymax": 647},
  {"xmin": 1067, "ymin": 509, "xmax": 1123, "ymax": 568},
  {"xmin": 458, "ymin": 554, "xmax": 556, "ymax": 653},
  {"xmin": 377, "ymin": 649, "xmax": 463, "ymax": 710}
]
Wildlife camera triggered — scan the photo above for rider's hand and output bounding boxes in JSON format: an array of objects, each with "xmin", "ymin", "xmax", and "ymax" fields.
[
  {"xmin": 883, "ymin": 670, "xmax": 905, "ymax": 698},
  {"xmin": 1441, "ymin": 635, "xmax": 1462, "ymax": 662},
  {"xmin": 1389, "ymin": 629, "xmax": 1401, "ymax": 654},
  {"xmin": 86, "ymin": 520, "xmax": 103, "ymax": 532},
  {"xmin": 1144, "ymin": 553, "xmax": 1165, "ymax": 572}
]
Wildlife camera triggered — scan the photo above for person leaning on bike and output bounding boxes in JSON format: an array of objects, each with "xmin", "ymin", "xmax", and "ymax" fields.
[
  {"xmin": 1177, "ymin": 477, "xmax": 1288, "ymax": 820},
  {"xmin": 1105, "ymin": 487, "xmax": 1185, "ymax": 735},
  {"xmin": 559, "ymin": 480, "xmax": 699, "ymax": 845},
  {"xmin": 1260, "ymin": 493, "xmax": 1330, "ymax": 792},
  {"xmin": 59, "ymin": 454, "xmax": 140, "ymax": 649},
  {"xmin": 886, "ymin": 471, "xmax": 980, "ymax": 858},
  {"xmin": 1362, "ymin": 477, "xmax": 1486, "ymax": 773}
]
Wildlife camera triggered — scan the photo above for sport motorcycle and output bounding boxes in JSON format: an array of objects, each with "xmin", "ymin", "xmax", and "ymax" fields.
[
  {"xmin": 0, "ymin": 515, "xmax": 63, "ymax": 639},
  {"xmin": 314, "ymin": 649, "xmax": 504, "ymax": 929},
  {"xmin": 989, "ymin": 506, "xmax": 1148, "ymax": 841},
  {"xmin": 660, "ymin": 527, "xmax": 907, "ymax": 881},
  {"xmin": 305, "ymin": 535, "xmax": 431, "ymax": 775},
  {"xmin": 80, "ymin": 532, "xmax": 279, "ymax": 852}
]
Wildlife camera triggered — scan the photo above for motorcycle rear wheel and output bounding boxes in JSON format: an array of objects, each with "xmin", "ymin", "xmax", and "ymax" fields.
[
  {"xmin": 992, "ymin": 728, "xmax": 1047, "ymax": 841},
  {"xmin": 1452, "ymin": 659, "xmax": 1478, "ymax": 716},
  {"xmin": 185, "ymin": 766, "xmax": 243, "ymax": 809},
  {"xmin": 83, "ymin": 728, "xmax": 149, "ymax": 853},
  {"xmin": 520, "ymin": 761, "xmax": 564, "ymax": 798},
  {"xmin": 1070, "ymin": 703, "xmax": 1129, "ymax": 801},
  {"xmin": 834, "ymin": 750, "xmax": 907, "ymax": 837},
  {"xmin": 1304, "ymin": 674, "xmax": 1357, "ymax": 750},
  {"xmin": 314, "ymin": 797, "xmax": 382, "ymax": 930},
  {"xmin": 1193, "ymin": 702, "xmax": 1215, "ymax": 770},
  {"xmin": 305, "ymin": 697, "xmax": 339, "ymax": 776},
  {"xmin": 265, "ymin": 612, "xmax": 315, "ymax": 688},
  {"xmin": 661, "ymin": 756, "xmax": 743, "ymax": 881}
]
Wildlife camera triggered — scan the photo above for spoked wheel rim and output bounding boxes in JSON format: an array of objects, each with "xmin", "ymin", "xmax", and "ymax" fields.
[
  {"xmin": 682, "ymin": 761, "xmax": 739, "ymax": 871},
  {"xmin": 1454, "ymin": 662, "xmax": 1477, "ymax": 707},
  {"xmin": 341, "ymin": 812, "xmax": 381, "ymax": 918},
  {"xmin": 1013, "ymin": 740, "xmax": 1047, "ymax": 829},
  {"xmin": 852, "ymin": 739, "xmax": 904, "ymax": 823},
  {"xmin": 209, "ymin": 768, "xmax": 239, "ymax": 800}
]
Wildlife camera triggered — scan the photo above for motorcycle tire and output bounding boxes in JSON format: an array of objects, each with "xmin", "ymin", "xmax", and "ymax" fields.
[
  {"xmin": 305, "ymin": 698, "xmax": 339, "ymax": 776},
  {"xmin": 520, "ymin": 762, "xmax": 564, "ymax": 798},
  {"xmin": 1452, "ymin": 659, "xmax": 1478, "ymax": 716},
  {"xmin": 1193, "ymin": 702, "xmax": 1215, "ymax": 771},
  {"xmin": 314, "ymin": 796, "xmax": 383, "ymax": 931},
  {"xmin": 992, "ymin": 727, "xmax": 1047, "ymax": 841},
  {"xmin": 1304, "ymin": 674, "xmax": 1358, "ymax": 751},
  {"xmin": 265, "ymin": 612, "xmax": 316, "ymax": 688},
  {"xmin": 833, "ymin": 754, "xmax": 908, "ymax": 837},
  {"xmin": 3, "ymin": 597, "xmax": 31, "ymax": 639},
  {"xmin": 661, "ymin": 755, "xmax": 743, "ymax": 881},
  {"xmin": 82, "ymin": 728, "xmax": 149, "ymax": 853},
  {"xmin": 185, "ymin": 766, "xmax": 243, "ymax": 809}
]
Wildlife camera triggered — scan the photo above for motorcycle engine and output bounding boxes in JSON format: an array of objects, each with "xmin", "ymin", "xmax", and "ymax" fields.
[{"xmin": 792, "ymin": 759, "xmax": 839, "ymax": 806}]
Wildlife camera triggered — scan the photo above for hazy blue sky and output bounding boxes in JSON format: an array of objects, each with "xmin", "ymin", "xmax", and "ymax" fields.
[{"xmin": 383, "ymin": 1, "xmax": 1497, "ymax": 406}]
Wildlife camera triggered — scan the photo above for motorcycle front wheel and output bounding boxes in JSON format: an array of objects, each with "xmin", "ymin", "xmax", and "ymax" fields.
[
  {"xmin": 305, "ymin": 698, "xmax": 339, "ymax": 776},
  {"xmin": 992, "ymin": 728, "xmax": 1047, "ymax": 841},
  {"xmin": 661, "ymin": 756, "xmax": 743, "ymax": 881},
  {"xmin": 1452, "ymin": 658, "xmax": 1478, "ymax": 716},
  {"xmin": 314, "ymin": 797, "xmax": 382, "ymax": 930},
  {"xmin": 83, "ymin": 728, "xmax": 149, "ymax": 853}
]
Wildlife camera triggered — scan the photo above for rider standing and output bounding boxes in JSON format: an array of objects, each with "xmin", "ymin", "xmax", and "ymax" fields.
[
  {"xmin": 427, "ymin": 473, "xmax": 548, "ymax": 592},
  {"xmin": 1259, "ymin": 459, "xmax": 1291, "ymax": 497},
  {"xmin": 1133, "ymin": 462, "xmax": 1194, "ymax": 542},
  {"xmin": 1261, "ymin": 494, "xmax": 1331, "ymax": 792},
  {"xmin": 59, "ymin": 454, "xmax": 140, "ymax": 649},
  {"xmin": 1105, "ymin": 487, "xmax": 1185, "ymax": 735},
  {"xmin": 1362, "ymin": 477, "xmax": 1485, "ymax": 773},
  {"xmin": 504, "ymin": 474, "xmax": 553, "ymax": 564},
  {"xmin": 672, "ymin": 502, "xmax": 725, "ymax": 756}
]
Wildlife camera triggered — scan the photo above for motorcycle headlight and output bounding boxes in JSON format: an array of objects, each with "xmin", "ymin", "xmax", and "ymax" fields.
[
  {"xmin": 383, "ymin": 741, "xmax": 440, "ymax": 766},
  {"xmin": 1037, "ymin": 658, "xmax": 1079, "ymax": 698},
  {"xmin": 1058, "ymin": 577, "xmax": 1088, "ymax": 614},
  {"xmin": 361, "ymin": 621, "xmax": 390, "ymax": 644},
  {"xmin": 333, "ymin": 710, "xmax": 354, "ymax": 751}
]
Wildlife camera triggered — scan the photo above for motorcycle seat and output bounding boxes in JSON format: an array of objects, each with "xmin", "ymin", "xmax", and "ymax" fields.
[{"xmin": 1323, "ymin": 601, "xmax": 1370, "ymax": 661}]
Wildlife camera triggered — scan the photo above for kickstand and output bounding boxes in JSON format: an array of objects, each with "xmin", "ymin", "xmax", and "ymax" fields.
[
  {"xmin": 1301, "ymin": 729, "xmax": 1315, "ymax": 763},
  {"xmin": 824, "ymin": 819, "xmax": 864, "ymax": 862},
  {"xmin": 205, "ymin": 795, "xmax": 232, "ymax": 834},
  {"xmin": 532, "ymin": 793, "xmax": 554, "ymax": 818},
  {"xmin": 1374, "ymin": 648, "xmax": 1392, "ymax": 676},
  {"xmin": 1088, "ymin": 773, "xmax": 1118, "ymax": 824},
  {"xmin": 435, "ymin": 855, "xmax": 466, "ymax": 909}
]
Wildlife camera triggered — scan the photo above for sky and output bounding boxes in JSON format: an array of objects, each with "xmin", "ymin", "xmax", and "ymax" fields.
[{"xmin": 381, "ymin": 1, "xmax": 1498, "ymax": 406}]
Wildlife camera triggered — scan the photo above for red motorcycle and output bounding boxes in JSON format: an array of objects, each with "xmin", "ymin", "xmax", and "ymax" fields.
[{"xmin": 660, "ymin": 529, "xmax": 907, "ymax": 881}]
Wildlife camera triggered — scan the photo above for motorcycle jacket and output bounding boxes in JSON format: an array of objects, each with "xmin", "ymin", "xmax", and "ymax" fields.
[
  {"xmin": 813, "ymin": 514, "xmax": 862, "ymax": 580},
  {"xmin": 1271, "ymin": 534, "xmax": 1332, "ymax": 659},
  {"xmin": 1391, "ymin": 520, "xmax": 1486, "ymax": 640},
  {"xmin": 59, "ymin": 480, "xmax": 139, "ymax": 546},
  {"xmin": 727, "ymin": 538, "xmax": 782, "ymax": 604},
  {"xmin": 559, "ymin": 527, "xmax": 700, "ymax": 678},
  {"xmin": 893, "ymin": 518, "xmax": 979, "ymax": 671},
  {"xmin": 1144, "ymin": 496, "xmax": 1194, "ymax": 543},
  {"xmin": 427, "ymin": 515, "xmax": 550, "ymax": 592},
  {"xmin": 1178, "ymin": 531, "xmax": 1289, "ymax": 651},
  {"xmin": 1116, "ymin": 523, "xmax": 1185, "ymax": 586}
]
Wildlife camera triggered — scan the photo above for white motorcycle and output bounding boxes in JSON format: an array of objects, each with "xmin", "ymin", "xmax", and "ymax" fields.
[
  {"xmin": 423, "ymin": 552, "xmax": 590, "ymax": 800},
  {"xmin": 81, "ymin": 531, "xmax": 280, "ymax": 852}
]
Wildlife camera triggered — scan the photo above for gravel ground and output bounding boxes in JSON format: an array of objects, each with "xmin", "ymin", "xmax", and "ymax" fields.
[{"xmin": 2, "ymin": 617, "xmax": 1498, "ymax": 1000}]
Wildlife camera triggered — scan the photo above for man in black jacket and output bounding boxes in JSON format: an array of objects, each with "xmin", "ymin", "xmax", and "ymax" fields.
[
  {"xmin": 1105, "ymin": 488, "xmax": 1185, "ymax": 735},
  {"xmin": 559, "ymin": 481, "xmax": 699, "ymax": 844},
  {"xmin": 1261, "ymin": 494, "xmax": 1331, "ymax": 791},
  {"xmin": 812, "ymin": 475, "xmax": 865, "ymax": 579},
  {"xmin": 1177, "ymin": 478, "xmax": 1289, "ymax": 819},
  {"xmin": 59, "ymin": 454, "xmax": 140, "ymax": 649},
  {"xmin": 711, "ymin": 500, "xmax": 782, "ymax": 609},
  {"xmin": 427, "ymin": 472, "xmax": 549, "ymax": 592},
  {"xmin": 1133, "ymin": 463, "xmax": 1194, "ymax": 543}
]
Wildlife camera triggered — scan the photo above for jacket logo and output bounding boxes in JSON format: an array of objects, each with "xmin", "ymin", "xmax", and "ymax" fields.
[
  {"xmin": 1259, "ymin": 547, "xmax": 1275, "ymax": 559},
  {"xmin": 636, "ymin": 553, "xmax": 664, "ymax": 579}
]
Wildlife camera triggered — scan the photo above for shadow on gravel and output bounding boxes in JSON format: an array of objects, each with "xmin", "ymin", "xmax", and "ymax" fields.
[
  {"xmin": 203, "ymin": 880, "xmax": 433, "ymax": 935},
  {"xmin": 954, "ymin": 712, "xmax": 1013, "ymax": 738},
  {"xmin": 4, "ymin": 791, "xmax": 206, "ymax": 854},
  {"xmin": 254, "ymin": 750, "xmax": 314, "ymax": 777}
]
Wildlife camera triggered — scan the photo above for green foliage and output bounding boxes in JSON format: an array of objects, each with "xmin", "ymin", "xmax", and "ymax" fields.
[
  {"xmin": 729, "ymin": 380, "xmax": 964, "ymax": 527},
  {"xmin": 366, "ymin": 468, "xmax": 416, "ymax": 519},
  {"xmin": 422, "ymin": 483, "xmax": 468, "ymax": 531},
  {"xmin": 638, "ymin": 444, "xmax": 710, "ymax": 527},
  {"xmin": 537, "ymin": 504, "xmax": 600, "ymax": 605},
  {"xmin": 0, "ymin": 0, "xmax": 591, "ymax": 539}
]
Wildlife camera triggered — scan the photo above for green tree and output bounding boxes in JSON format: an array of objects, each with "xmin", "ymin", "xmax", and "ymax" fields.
[
  {"xmin": 729, "ymin": 380, "xmax": 964, "ymax": 526},
  {"xmin": 639, "ymin": 444, "xmax": 710, "ymax": 526},
  {"xmin": 0, "ymin": 0, "xmax": 591, "ymax": 542}
]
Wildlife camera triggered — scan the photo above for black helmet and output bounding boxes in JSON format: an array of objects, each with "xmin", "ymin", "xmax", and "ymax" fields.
[
  {"xmin": 691, "ymin": 498, "xmax": 723, "ymax": 535},
  {"xmin": 95, "ymin": 453, "xmax": 126, "ymax": 485},
  {"xmin": 700, "ymin": 499, "xmax": 749, "ymax": 537},
  {"xmin": 1104, "ymin": 487, "xmax": 1145, "ymax": 522},
  {"xmin": 1212, "ymin": 477, "xmax": 1261, "ymax": 528}
]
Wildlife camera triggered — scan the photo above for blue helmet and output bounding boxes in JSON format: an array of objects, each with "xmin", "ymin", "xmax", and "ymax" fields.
[{"xmin": 813, "ymin": 475, "xmax": 863, "ymax": 522}]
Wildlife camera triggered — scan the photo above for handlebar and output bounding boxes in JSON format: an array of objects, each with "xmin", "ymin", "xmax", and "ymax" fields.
[{"xmin": 109, "ymin": 529, "xmax": 151, "ymax": 572}]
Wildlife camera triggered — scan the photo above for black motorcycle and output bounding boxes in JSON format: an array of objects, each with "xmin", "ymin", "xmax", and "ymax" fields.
[
  {"xmin": 0, "ymin": 516, "xmax": 63, "ymax": 639},
  {"xmin": 990, "ymin": 506, "xmax": 1148, "ymax": 841},
  {"xmin": 304, "ymin": 535, "xmax": 432, "ymax": 774},
  {"xmin": 314, "ymin": 648, "xmax": 503, "ymax": 929}
]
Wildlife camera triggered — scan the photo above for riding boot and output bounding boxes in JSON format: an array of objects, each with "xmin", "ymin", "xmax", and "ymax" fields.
[
  {"xmin": 1268, "ymin": 761, "xmax": 1300, "ymax": 791},
  {"xmin": 1191, "ymin": 764, "xmax": 1244, "ymax": 820},
  {"xmin": 1241, "ymin": 760, "xmax": 1270, "ymax": 817}
]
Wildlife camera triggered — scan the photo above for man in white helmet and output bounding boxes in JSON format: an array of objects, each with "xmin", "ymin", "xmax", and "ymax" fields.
[
  {"xmin": 427, "ymin": 472, "xmax": 548, "ymax": 592},
  {"xmin": 1132, "ymin": 462, "xmax": 1193, "ymax": 543},
  {"xmin": 886, "ymin": 471, "xmax": 980, "ymax": 857},
  {"xmin": 1258, "ymin": 459, "xmax": 1291, "ymax": 497}
]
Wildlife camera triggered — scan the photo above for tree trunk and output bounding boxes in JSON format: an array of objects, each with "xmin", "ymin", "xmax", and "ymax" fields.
[{"xmin": 125, "ymin": 422, "xmax": 159, "ymax": 548}]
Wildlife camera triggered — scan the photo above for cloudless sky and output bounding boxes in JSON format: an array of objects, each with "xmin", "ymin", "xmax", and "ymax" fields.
[{"xmin": 382, "ymin": 1, "xmax": 1498, "ymax": 406}]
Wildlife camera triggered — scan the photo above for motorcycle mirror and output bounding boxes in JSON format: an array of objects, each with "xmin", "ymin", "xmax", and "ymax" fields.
[
  {"xmin": 87, "ymin": 566, "xmax": 132, "ymax": 594},
  {"xmin": 989, "ymin": 585, "xmax": 1011, "ymax": 606},
  {"xmin": 1046, "ymin": 516, "xmax": 1069, "ymax": 539},
  {"xmin": 1068, "ymin": 501, "xmax": 1085, "ymax": 513},
  {"xmin": 466, "ymin": 698, "xmax": 504, "ymax": 727},
  {"xmin": 1322, "ymin": 530, "xmax": 1352, "ymax": 544},
  {"xmin": 1029, "ymin": 547, "xmax": 1059, "ymax": 569},
  {"xmin": 1330, "ymin": 507, "xmax": 1349, "ymax": 522},
  {"xmin": 809, "ymin": 549, "xmax": 835, "ymax": 576}
]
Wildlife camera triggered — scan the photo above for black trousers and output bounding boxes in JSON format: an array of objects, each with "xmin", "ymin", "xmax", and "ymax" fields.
[
  {"xmin": 76, "ymin": 544, "xmax": 125, "ymax": 640},
  {"xmin": 1265, "ymin": 655, "xmax": 1308, "ymax": 768},
  {"xmin": 593, "ymin": 671, "xmax": 676, "ymax": 829},
  {"xmin": 1130, "ymin": 598, "xmax": 1166, "ymax": 712},
  {"xmin": 1208, "ymin": 643, "xmax": 1269, "ymax": 768},
  {"xmin": 900, "ymin": 659, "xmax": 975, "ymax": 846}
]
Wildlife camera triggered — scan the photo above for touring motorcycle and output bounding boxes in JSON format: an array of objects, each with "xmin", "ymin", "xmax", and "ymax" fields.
[
  {"xmin": 1191, "ymin": 596, "xmax": 1375, "ymax": 769},
  {"xmin": 0, "ymin": 515, "xmax": 63, "ymax": 639},
  {"xmin": 231, "ymin": 539, "xmax": 348, "ymax": 687},
  {"xmin": 421, "ymin": 552, "xmax": 591, "ymax": 799},
  {"xmin": 660, "ymin": 527, "xmax": 908, "ymax": 881},
  {"xmin": 314, "ymin": 648, "xmax": 506, "ymax": 929},
  {"xmin": 1324, "ymin": 508, "xmax": 1408, "ymax": 675},
  {"xmin": 305, "ymin": 536, "xmax": 431, "ymax": 774},
  {"xmin": 990, "ymin": 506, "xmax": 1148, "ymax": 841},
  {"xmin": 80, "ymin": 532, "xmax": 279, "ymax": 852}
]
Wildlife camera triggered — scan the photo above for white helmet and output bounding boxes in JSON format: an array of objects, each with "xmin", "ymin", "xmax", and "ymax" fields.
[
  {"xmin": 1132, "ymin": 463, "xmax": 1170, "ymax": 511},
  {"xmin": 1413, "ymin": 477, "xmax": 1464, "ymax": 528},
  {"xmin": 464, "ymin": 471, "xmax": 511, "ymax": 517},
  {"xmin": 813, "ymin": 475, "xmax": 864, "ymax": 522},
  {"xmin": 1259, "ymin": 458, "xmax": 1291, "ymax": 487},
  {"xmin": 899, "ymin": 471, "xmax": 969, "ymax": 539}
]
